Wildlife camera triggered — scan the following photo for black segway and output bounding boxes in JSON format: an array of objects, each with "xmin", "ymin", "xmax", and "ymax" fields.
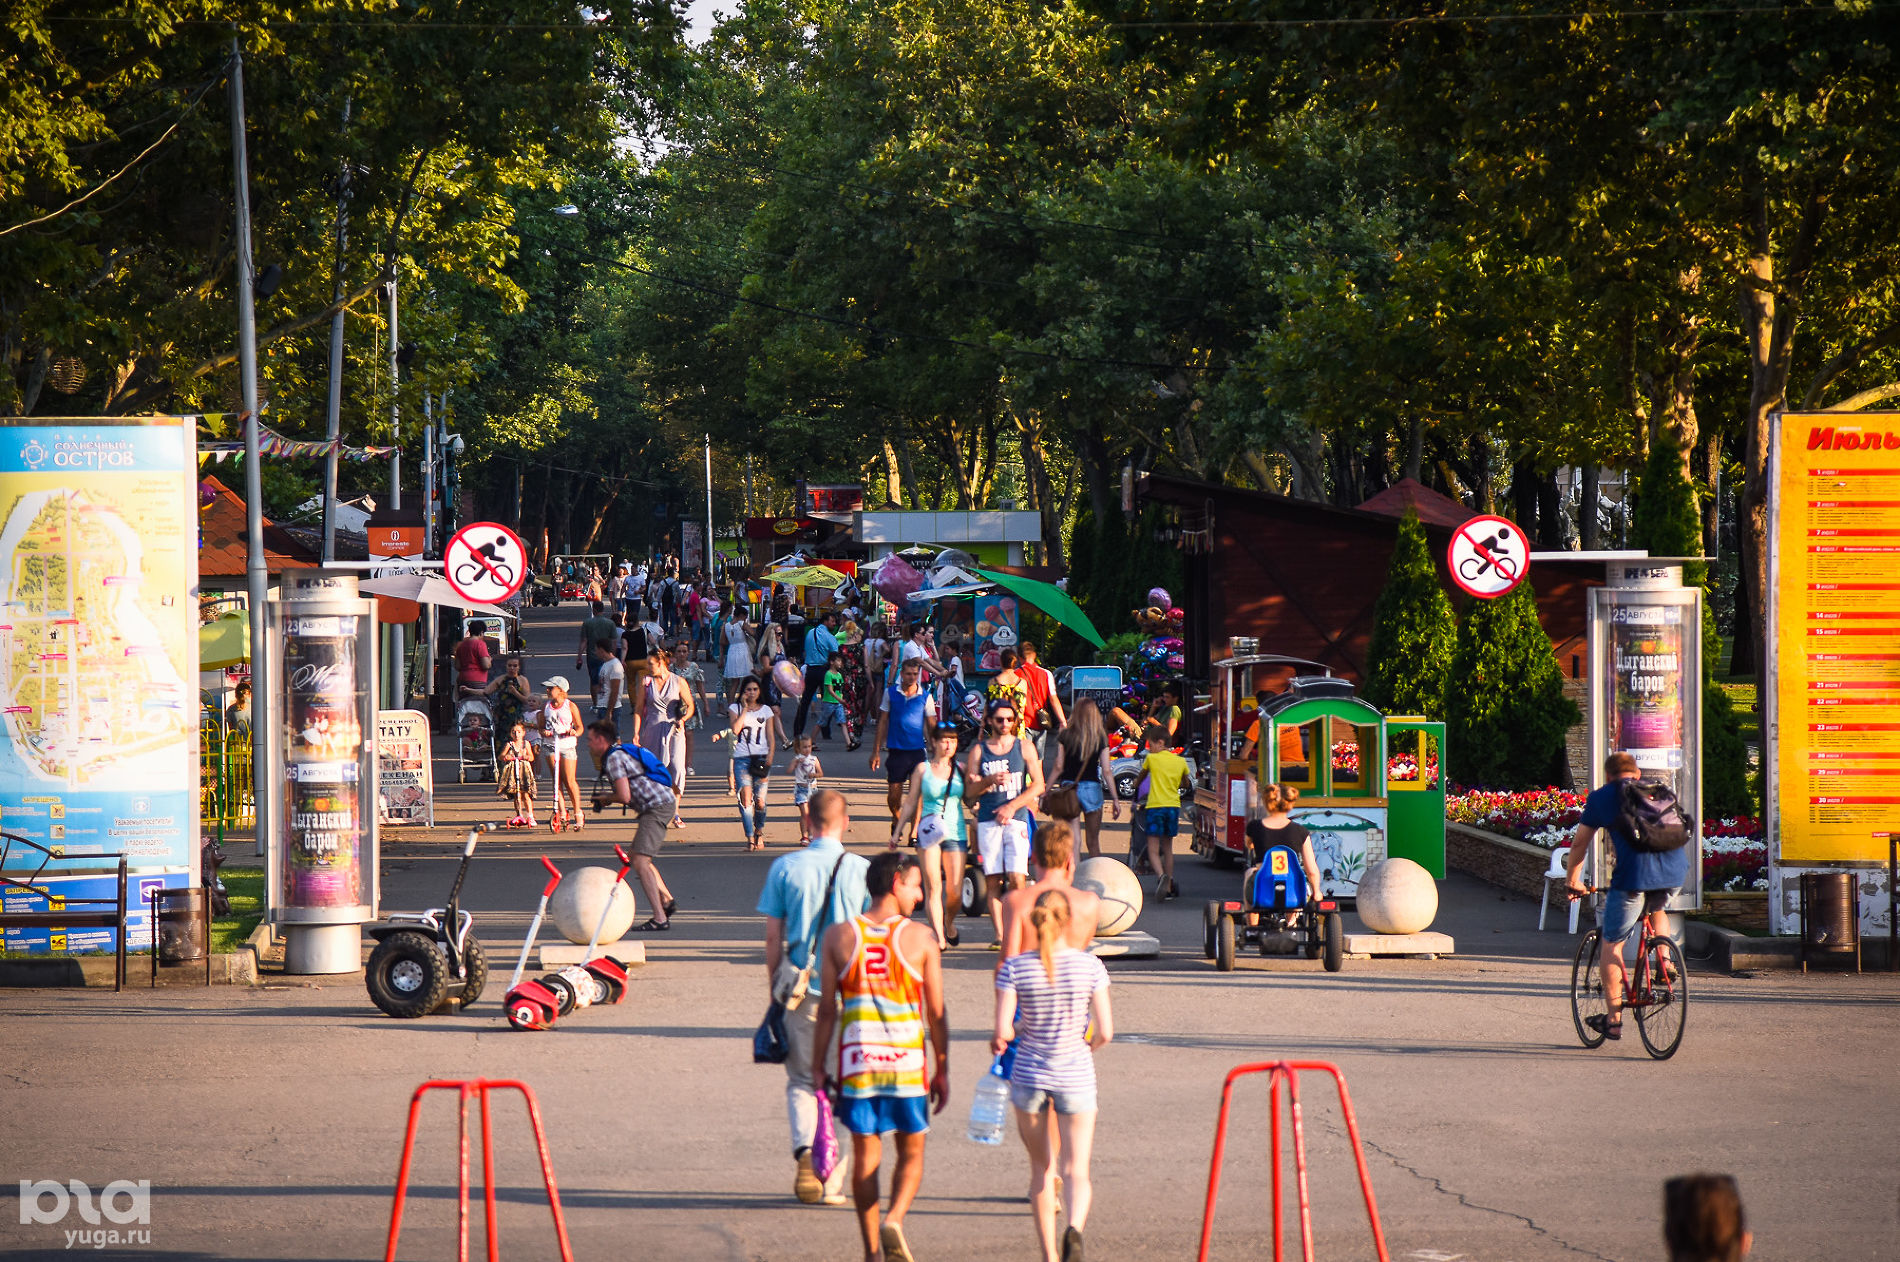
[{"xmin": 365, "ymin": 824, "xmax": 497, "ymax": 1018}]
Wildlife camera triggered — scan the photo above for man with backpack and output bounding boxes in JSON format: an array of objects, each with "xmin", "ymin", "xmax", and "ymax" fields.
[
  {"xmin": 1563, "ymin": 751, "xmax": 1691, "ymax": 1042},
  {"xmin": 586, "ymin": 720, "xmax": 679, "ymax": 932}
]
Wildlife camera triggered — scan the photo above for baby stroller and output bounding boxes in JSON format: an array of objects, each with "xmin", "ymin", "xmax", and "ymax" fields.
[
  {"xmin": 939, "ymin": 674, "xmax": 984, "ymax": 757},
  {"xmin": 456, "ymin": 694, "xmax": 498, "ymax": 783}
]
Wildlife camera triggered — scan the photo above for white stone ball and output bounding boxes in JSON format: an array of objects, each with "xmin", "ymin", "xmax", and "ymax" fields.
[
  {"xmin": 549, "ymin": 867, "xmax": 636, "ymax": 945},
  {"xmin": 1073, "ymin": 857, "xmax": 1143, "ymax": 937},
  {"xmin": 1355, "ymin": 858, "xmax": 1438, "ymax": 935}
]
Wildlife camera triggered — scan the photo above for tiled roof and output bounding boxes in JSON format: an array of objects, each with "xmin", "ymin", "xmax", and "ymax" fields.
[
  {"xmin": 198, "ymin": 475, "xmax": 320, "ymax": 578},
  {"xmin": 1356, "ymin": 477, "xmax": 1478, "ymax": 529}
]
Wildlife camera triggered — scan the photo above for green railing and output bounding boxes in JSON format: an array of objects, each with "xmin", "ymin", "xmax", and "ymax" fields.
[{"xmin": 200, "ymin": 722, "xmax": 256, "ymax": 836}]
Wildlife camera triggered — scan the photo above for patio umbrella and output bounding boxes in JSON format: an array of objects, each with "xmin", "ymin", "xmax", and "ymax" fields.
[
  {"xmin": 971, "ymin": 567, "xmax": 1105, "ymax": 649},
  {"xmin": 199, "ymin": 612, "xmax": 250, "ymax": 670},
  {"xmin": 764, "ymin": 564, "xmax": 848, "ymax": 589},
  {"xmin": 908, "ymin": 582, "xmax": 994, "ymax": 602},
  {"xmin": 356, "ymin": 573, "xmax": 512, "ymax": 615}
]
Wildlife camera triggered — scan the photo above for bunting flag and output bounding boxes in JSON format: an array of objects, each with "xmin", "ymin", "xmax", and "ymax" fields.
[{"xmin": 197, "ymin": 424, "xmax": 398, "ymax": 464}]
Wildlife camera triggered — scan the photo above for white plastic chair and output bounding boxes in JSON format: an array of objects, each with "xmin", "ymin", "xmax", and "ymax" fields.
[{"xmin": 1538, "ymin": 847, "xmax": 1581, "ymax": 933}]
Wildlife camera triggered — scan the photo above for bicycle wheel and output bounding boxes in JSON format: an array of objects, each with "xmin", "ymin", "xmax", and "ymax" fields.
[
  {"xmin": 1635, "ymin": 934, "xmax": 1688, "ymax": 1060},
  {"xmin": 1570, "ymin": 929, "xmax": 1607, "ymax": 1048}
]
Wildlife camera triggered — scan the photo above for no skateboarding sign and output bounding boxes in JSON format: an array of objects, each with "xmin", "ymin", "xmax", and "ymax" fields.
[
  {"xmin": 1447, "ymin": 515, "xmax": 1527, "ymax": 599},
  {"xmin": 444, "ymin": 522, "xmax": 528, "ymax": 605}
]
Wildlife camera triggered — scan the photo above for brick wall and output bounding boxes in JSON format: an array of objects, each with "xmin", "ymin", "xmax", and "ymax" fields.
[
  {"xmin": 1563, "ymin": 675, "xmax": 1589, "ymax": 791},
  {"xmin": 1446, "ymin": 822, "xmax": 1554, "ymax": 900}
]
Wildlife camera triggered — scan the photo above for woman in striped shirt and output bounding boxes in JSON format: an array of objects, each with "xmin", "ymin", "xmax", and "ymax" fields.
[{"xmin": 993, "ymin": 889, "xmax": 1113, "ymax": 1262}]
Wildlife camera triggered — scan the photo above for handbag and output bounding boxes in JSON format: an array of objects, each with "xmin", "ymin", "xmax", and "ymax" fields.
[
  {"xmin": 775, "ymin": 853, "xmax": 849, "ymax": 1011},
  {"xmin": 747, "ymin": 754, "xmax": 772, "ymax": 780},
  {"xmin": 753, "ymin": 1000, "xmax": 790, "ymax": 1064}
]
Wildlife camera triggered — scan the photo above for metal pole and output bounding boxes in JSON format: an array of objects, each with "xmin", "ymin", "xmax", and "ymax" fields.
[
  {"xmin": 704, "ymin": 434, "xmax": 715, "ymax": 580},
  {"xmin": 386, "ymin": 277, "xmax": 403, "ymax": 710},
  {"xmin": 229, "ymin": 39, "xmax": 273, "ymax": 864},
  {"xmin": 422, "ymin": 391, "xmax": 435, "ymax": 551},
  {"xmin": 320, "ymin": 94, "xmax": 351, "ymax": 563}
]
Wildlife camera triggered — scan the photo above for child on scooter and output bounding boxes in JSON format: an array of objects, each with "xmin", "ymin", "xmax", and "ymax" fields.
[{"xmin": 498, "ymin": 721, "xmax": 538, "ymax": 827}]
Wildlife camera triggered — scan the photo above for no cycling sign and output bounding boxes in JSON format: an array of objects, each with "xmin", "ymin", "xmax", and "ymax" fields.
[{"xmin": 1447, "ymin": 515, "xmax": 1528, "ymax": 599}]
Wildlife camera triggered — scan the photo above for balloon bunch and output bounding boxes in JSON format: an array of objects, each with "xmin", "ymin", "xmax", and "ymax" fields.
[{"xmin": 1125, "ymin": 586, "xmax": 1186, "ymax": 700}]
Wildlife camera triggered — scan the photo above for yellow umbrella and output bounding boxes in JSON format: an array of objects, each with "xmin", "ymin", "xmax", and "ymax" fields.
[
  {"xmin": 199, "ymin": 612, "xmax": 250, "ymax": 670},
  {"xmin": 765, "ymin": 564, "xmax": 848, "ymax": 589}
]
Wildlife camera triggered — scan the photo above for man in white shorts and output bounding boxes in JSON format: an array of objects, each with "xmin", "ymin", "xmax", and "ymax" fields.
[{"xmin": 964, "ymin": 697, "xmax": 1044, "ymax": 944}]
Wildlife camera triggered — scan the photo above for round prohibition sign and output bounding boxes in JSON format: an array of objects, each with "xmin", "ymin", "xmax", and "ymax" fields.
[
  {"xmin": 444, "ymin": 522, "xmax": 528, "ymax": 605},
  {"xmin": 1447, "ymin": 514, "xmax": 1528, "ymax": 599}
]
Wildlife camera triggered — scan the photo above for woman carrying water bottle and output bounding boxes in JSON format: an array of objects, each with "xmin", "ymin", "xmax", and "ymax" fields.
[{"xmin": 990, "ymin": 889, "xmax": 1112, "ymax": 1262}]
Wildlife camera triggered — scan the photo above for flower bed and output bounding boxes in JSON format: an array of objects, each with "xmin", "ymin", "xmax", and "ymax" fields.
[{"xmin": 1445, "ymin": 788, "xmax": 1767, "ymax": 892}]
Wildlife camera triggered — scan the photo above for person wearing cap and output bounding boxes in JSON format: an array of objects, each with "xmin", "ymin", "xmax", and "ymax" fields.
[{"xmin": 531, "ymin": 674, "xmax": 587, "ymax": 829}]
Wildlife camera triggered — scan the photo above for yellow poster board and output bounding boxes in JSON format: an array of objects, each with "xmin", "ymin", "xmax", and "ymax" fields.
[{"xmin": 1771, "ymin": 411, "xmax": 1900, "ymax": 863}]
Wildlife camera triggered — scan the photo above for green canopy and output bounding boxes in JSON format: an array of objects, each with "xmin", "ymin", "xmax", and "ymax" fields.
[
  {"xmin": 972, "ymin": 568, "xmax": 1105, "ymax": 649},
  {"xmin": 199, "ymin": 612, "xmax": 250, "ymax": 670}
]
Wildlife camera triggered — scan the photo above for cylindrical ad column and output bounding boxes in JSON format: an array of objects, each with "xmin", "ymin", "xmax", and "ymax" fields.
[{"xmin": 275, "ymin": 572, "xmax": 377, "ymax": 973}]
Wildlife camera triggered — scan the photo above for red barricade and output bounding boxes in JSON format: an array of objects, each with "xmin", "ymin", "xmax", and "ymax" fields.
[
  {"xmin": 383, "ymin": 1079, "xmax": 573, "ymax": 1262},
  {"xmin": 1196, "ymin": 1060, "xmax": 1389, "ymax": 1262}
]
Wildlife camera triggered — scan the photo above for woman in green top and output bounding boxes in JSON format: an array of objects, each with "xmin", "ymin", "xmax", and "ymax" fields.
[
  {"xmin": 985, "ymin": 649, "xmax": 1030, "ymax": 736},
  {"xmin": 891, "ymin": 726, "xmax": 968, "ymax": 946}
]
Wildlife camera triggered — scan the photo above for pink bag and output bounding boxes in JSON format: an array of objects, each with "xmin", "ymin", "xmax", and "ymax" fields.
[{"xmin": 811, "ymin": 1091, "xmax": 841, "ymax": 1184}]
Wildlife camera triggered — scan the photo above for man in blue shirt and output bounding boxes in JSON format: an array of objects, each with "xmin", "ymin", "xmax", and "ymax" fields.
[
  {"xmin": 758, "ymin": 788, "xmax": 870, "ymax": 1205},
  {"xmin": 793, "ymin": 610, "xmax": 842, "ymax": 740},
  {"xmin": 1564, "ymin": 751, "xmax": 1690, "ymax": 1042}
]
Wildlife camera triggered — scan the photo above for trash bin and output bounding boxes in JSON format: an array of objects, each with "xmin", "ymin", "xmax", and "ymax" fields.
[
  {"xmin": 1798, "ymin": 871, "xmax": 1861, "ymax": 973},
  {"xmin": 150, "ymin": 885, "xmax": 212, "ymax": 986}
]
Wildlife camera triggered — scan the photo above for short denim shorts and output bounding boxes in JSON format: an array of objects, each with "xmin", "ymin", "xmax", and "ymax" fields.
[
  {"xmin": 1010, "ymin": 1081, "xmax": 1097, "ymax": 1116},
  {"xmin": 1074, "ymin": 779, "xmax": 1104, "ymax": 814},
  {"xmin": 1600, "ymin": 887, "xmax": 1676, "ymax": 946}
]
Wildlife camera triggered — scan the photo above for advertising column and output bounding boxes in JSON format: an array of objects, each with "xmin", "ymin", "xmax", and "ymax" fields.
[
  {"xmin": 1586, "ymin": 563, "xmax": 1702, "ymax": 909},
  {"xmin": 272, "ymin": 570, "xmax": 378, "ymax": 973},
  {"xmin": 1767, "ymin": 411, "xmax": 1900, "ymax": 933},
  {"xmin": 0, "ymin": 417, "xmax": 199, "ymax": 954}
]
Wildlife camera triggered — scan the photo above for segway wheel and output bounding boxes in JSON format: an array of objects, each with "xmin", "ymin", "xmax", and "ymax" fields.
[
  {"xmin": 450, "ymin": 937, "xmax": 489, "ymax": 1013},
  {"xmin": 506, "ymin": 995, "xmax": 553, "ymax": 1030},
  {"xmin": 367, "ymin": 931, "xmax": 450, "ymax": 1018},
  {"xmin": 1215, "ymin": 914, "xmax": 1236, "ymax": 973},
  {"xmin": 543, "ymin": 971, "xmax": 581, "ymax": 1016},
  {"xmin": 1323, "ymin": 911, "xmax": 1344, "ymax": 973},
  {"xmin": 1202, "ymin": 901, "xmax": 1220, "ymax": 960}
]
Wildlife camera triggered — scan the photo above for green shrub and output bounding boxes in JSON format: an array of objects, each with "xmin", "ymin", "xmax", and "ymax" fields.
[
  {"xmin": 1445, "ymin": 581, "xmax": 1580, "ymax": 788},
  {"xmin": 1363, "ymin": 509, "xmax": 1456, "ymax": 719}
]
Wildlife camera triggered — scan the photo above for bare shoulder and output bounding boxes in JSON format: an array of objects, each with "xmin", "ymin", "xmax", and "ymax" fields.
[{"xmin": 899, "ymin": 916, "xmax": 940, "ymax": 961}]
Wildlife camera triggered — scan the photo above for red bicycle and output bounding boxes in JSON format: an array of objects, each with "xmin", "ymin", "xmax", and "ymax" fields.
[{"xmin": 1568, "ymin": 888, "xmax": 1688, "ymax": 1059}]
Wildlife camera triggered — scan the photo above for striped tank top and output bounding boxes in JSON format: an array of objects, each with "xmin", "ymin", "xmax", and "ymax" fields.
[{"xmin": 838, "ymin": 914, "xmax": 928, "ymax": 1100}]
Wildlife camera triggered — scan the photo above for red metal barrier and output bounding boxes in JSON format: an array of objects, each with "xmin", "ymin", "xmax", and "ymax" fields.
[
  {"xmin": 383, "ymin": 1079, "xmax": 573, "ymax": 1262},
  {"xmin": 1196, "ymin": 1061, "xmax": 1389, "ymax": 1262}
]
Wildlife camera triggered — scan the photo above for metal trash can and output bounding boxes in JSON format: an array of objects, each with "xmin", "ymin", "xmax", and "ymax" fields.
[
  {"xmin": 1798, "ymin": 872, "xmax": 1861, "ymax": 973},
  {"xmin": 150, "ymin": 885, "xmax": 212, "ymax": 986}
]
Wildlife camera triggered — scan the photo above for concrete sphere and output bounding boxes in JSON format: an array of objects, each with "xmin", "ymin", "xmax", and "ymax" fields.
[
  {"xmin": 1073, "ymin": 856, "xmax": 1143, "ymax": 937},
  {"xmin": 549, "ymin": 867, "xmax": 636, "ymax": 945},
  {"xmin": 1355, "ymin": 858, "xmax": 1438, "ymax": 935}
]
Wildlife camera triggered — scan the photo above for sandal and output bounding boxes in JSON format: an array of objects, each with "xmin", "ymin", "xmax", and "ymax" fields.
[
  {"xmin": 664, "ymin": 899, "xmax": 678, "ymax": 916},
  {"xmin": 1584, "ymin": 1014, "xmax": 1623, "ymax": 1041},
  {"xmin": 944, "ymin": 929, "xmax": 960, "ymax": 947},
  {"xmin": 635, "ymin": 917, "xmax": 671, "ymax": 932}
]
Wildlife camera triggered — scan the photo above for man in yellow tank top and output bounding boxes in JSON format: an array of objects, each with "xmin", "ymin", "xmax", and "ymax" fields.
[{"xmin": 814, "ymin": 852, "xmax": 948, "ymax": 1262}]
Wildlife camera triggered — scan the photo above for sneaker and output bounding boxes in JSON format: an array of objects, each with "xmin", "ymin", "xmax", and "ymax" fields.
[
  {"xmin": 794, "ymin": 1151, "xmax": 822, "ymax": 1204},
  {"xmin": 880, "ymin": 1222, "xmax": 916, "ymax": 1262},
  {"xmin": 1062, "ymin": 1226, "xmax": 1084, "ymax": 1262}
]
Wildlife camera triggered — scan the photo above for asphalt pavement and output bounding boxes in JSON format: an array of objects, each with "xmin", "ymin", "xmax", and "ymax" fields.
[{"xmin": 2, "ymin": 603, "xmax": 1897, "ymax": 1262}]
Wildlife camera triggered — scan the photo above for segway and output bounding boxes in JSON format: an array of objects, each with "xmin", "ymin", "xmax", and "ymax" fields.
[
  {"xmin": 365, "ymin": 824, "xmax": 498, "ymax": 1018},
  {"xmin": 503, "ymin": 846, "xmax": 634, "ymax": 1030}
]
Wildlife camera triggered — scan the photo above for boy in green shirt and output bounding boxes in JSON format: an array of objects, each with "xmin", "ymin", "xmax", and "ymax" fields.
[
  {"xmin": 818, "ymin": 651, "xmax": 848, "ymax": 741},
  {"xmin": 1138, "ymin": 730, "xmax": 1192, "ymax": 901}
]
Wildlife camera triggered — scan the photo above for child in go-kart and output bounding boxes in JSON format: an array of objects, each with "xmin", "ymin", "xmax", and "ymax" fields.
[{"xmin": 1242, "ymin": 783, "xmax": 1324, "ymax": 927}]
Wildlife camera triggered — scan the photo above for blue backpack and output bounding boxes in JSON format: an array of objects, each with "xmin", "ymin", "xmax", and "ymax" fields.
[
  {"xmin": 1251, "ymin": 845, "xmax": 1309, "ymax": 911},
  {"xmin": 615, "ymin": 742, "xmax": 675, "ymax": 789}
]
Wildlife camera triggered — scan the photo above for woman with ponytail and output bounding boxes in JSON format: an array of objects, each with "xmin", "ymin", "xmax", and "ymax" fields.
[
  {"xmin": 1243, "ymin": 783, "xmax": 1324, "ymax": 928},
  {"xmin": 993, "ymin": 889, "xmax": 1113, "ymax": 1262}
]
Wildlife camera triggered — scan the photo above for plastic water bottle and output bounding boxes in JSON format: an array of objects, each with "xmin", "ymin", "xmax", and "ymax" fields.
[{"xmin": 967, "ymin": 1056, "xmax": 1011, "ymax": 1146}]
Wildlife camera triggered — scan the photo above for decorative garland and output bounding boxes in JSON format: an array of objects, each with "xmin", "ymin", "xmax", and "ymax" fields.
[{"xmin": 198, "ymin": 423, "xmax": 397, "ymax": 463}]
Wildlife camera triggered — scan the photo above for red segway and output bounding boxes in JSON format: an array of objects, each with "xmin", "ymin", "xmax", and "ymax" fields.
[{"xmin": 503, "ymin": 846, "xmax": 634, "ymax": 1030}]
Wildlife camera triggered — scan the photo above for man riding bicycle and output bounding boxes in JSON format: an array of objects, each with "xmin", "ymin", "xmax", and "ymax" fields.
[{"xmin": 1563, "ymin": 751, "xmax": 1689, "ymax": 1042}]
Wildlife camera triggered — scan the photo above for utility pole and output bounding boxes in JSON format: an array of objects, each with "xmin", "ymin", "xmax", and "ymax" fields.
[
  {"xmin": 704, "ymin": 434, "xmax": 715, "ymax": 581},
  {"xmin": 320, "ymin": 94, "xmax": 351, "ymax": 563},
  {"xmin": 229, "ymin": 39, "xmax": 272, "ymax": 864}
]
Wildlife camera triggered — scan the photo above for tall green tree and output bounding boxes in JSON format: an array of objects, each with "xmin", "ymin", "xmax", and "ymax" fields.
[
  {"xmin": 1445, "ymin": 583, "xmax": 1579, "ymax": 789},
  {"xmin": 1362, "ymin": 510, "xmax": 1456, "ymax": 720}
]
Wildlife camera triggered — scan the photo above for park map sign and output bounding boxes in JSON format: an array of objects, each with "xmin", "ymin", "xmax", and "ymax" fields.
[
  {"xmin": 0, "ymin": 419, "xmax": 198, "ymax": 875},
  {"xmin": 1770, "ymin": 411, "xmax": 1900, "ymax": 865}
]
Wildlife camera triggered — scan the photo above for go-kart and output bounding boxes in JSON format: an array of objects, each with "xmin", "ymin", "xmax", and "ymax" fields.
[{"xmin": 1202, "ymin": 842, "xmax": 1343, "ymax": 973}]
